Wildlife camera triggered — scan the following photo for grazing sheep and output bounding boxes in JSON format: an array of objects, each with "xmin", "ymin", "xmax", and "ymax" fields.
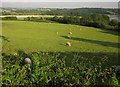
[
  {"xmin": 67, "ymin": 35, "xmax": 71, "ymax": 39},
  {"xmin": 24, "ymin": 58, "xmax": 32, "ymax": 66},
  {"xmin": 66, "ymin": 42, "xmax": 71, "ymax": 46},
  {"xmin": 115, "ymin": 66, "xmax": 120, "ymax": 77},
  {"xmin": 68, "ymin": 32, "xmax": 72, "ymax": 35}
]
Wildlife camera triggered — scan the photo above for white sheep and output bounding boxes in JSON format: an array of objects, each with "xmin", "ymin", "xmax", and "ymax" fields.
[
  {"xmin": 68, "ymin": 32, "xmax": 72, "ymax": 35},
  {"xmin": 24, "ymin": 58, "xmax": 32, "ymax": 65},
  {"xmin": 67, "ymin": 35, "xmax": 71, "ymax": 39},
  {"xmin": 66, "ymin": 42, "xmax": 71, "ymax": 46}
]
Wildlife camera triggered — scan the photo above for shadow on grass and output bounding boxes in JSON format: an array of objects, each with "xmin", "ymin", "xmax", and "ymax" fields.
[
  {"xmin": 2, "ymin": 50, "xmax": 119, "ymax": 68},
  {"xmin": 0, "ymin": 35, "xmax": 10, "ymax": 42},
  {"xmin": 46, "ymin": 51, "xmax": 119, "ymax": 67},
  {"xmin": 61, "ymin": 36, "xmax": 120, "ymax": 48},
  {"xmin": 100, "ymin": 30, "xmax": 120, "ymax": 36}
]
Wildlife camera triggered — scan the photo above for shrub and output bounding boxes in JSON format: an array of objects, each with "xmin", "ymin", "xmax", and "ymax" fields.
[
  {"xmin": 2, "ymin": 51, "xmax": 120, "ymax": 86},
  {"xmin": 2, "ymin": 16, "xmax": 17, "ymax": 20},
  {"xmin": 109, "ymin": 20, "xmax": 118, "ymax": 26}
]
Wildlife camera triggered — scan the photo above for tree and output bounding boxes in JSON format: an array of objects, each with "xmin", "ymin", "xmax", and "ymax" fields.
[
  {"xmin": 80, "ymin": 14, "xmax": 110, "ymax": 28},
  {"xmin": 109, "ymin": 20, "xmax": 118, "ymax": 26}
]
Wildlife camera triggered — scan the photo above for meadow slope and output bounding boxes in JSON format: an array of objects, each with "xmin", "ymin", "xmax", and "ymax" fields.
[
  {"xmin": 2, "ymin": 20, "xmax": 119, "ymax": 53},
  {"xmin": 2, "ymin": 20, "xmax": 120, "ymax": 86}
]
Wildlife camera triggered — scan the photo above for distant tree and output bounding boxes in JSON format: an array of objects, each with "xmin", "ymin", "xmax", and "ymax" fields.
[
  {"xmin": 28, "ymin": 17, "xmax": 31, "ymax": 21},
  {"xmin": 80, "ymin": 14, "xmax": 110, "ymax": 28},
  {"xmin": 109, "ymin": 20, "xmax": 118, "ymax": 26},
  {"xmin": 51, "ymin": 16, "xmax": 59, "ymax": 21},
  {"xmin": 2, "ymin": 16, "xmax": 17, "ymax": 20}
]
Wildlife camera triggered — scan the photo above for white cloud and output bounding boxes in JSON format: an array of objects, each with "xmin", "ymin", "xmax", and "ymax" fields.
[{"xmin": 1, "ymin": 0, "xmax": 119, "ymax": 2}]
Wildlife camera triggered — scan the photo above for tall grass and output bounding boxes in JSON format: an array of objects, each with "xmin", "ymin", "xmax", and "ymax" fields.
[{"xmin": 2, "ymin": 50, "xmax": 120, "ymax": 86}]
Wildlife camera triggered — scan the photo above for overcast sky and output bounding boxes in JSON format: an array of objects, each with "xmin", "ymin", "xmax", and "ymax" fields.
[
  {"xmin": 1, "ymin": 0, "xmax": 119, "ymax": 2},
  {"xmin": 0, "ymin": 0, "xmax": 119, "ymax": 8}
]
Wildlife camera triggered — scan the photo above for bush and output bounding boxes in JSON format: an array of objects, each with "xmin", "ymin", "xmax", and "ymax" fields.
[
  {"xmin": 2, "ymin": 51, "xmax": 120, "ymax": 86},
  {"xmin": 109, "ymin": 20, "xmax": 118, "ymax": 26},
  {"xmin": 24, "ymin": 17, "xmax": 53, "ymax": 23},
  {"xmin": 80, "ymin": 14, "xmax": 110, "ymax": 28},
  {"xmin": 2, "ymin": 16, "xmax": 17, "ymax": 20}
]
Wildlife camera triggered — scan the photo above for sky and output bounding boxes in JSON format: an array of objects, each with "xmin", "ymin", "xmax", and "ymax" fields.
[
  {"xmin": 0, "ymin": 0, "xmax": 119, "ymax": 8},
  {"xmin": 1, "ymin": 0, "xmax": 119, "ymax": 2}
]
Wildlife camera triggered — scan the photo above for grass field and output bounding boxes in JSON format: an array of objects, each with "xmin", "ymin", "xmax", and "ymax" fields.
[
  {"xmin": 2, "ymin": 20, "xmax": 120, "ymax": 86},
  {"xmin": 2, "ymin": 20, "xmax": 119, "ymax": 53}
]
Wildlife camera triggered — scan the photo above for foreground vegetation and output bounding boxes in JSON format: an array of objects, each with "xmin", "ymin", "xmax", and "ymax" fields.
[{"xmin": 2, "ymin": 50, "xmax": 120, "ymax": 86}]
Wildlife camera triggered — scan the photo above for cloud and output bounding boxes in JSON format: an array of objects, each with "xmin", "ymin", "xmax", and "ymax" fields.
[
  {"xmin": 2, "ymin": 2, "xmax": 118, "ymax": 8},
  {"xmin": 1, "ymin": 0, "xmax": 119, "ymax": 2}
]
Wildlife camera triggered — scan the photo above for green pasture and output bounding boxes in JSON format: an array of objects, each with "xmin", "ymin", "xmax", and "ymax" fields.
[
  {"xmin": 2, "ymin": 20, "xmax": 120, "ymax": 85},
  {"xmin": 2, "ymin": 20, "xmax": 119, "ymax": 53}
]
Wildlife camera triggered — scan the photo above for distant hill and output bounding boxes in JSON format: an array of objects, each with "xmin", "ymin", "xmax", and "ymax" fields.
[{"xmin": 1, "ymin": 8, "xmax": 118, "ymax": 16}]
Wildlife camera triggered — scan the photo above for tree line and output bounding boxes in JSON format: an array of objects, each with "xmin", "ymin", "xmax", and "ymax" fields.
[
  {"xmin": 2, "ymin": 14, "xmax": 119, "ymax": 31},
  {"xmin": 50, "ymin": 14, "xmax": 119, "ymax": 31},
  {"xmin": 2, "ymin": 8, "xmax": 118, "ymax": 16}
]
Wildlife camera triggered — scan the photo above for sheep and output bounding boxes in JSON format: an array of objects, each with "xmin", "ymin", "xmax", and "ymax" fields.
[
  {"xmin": 66, "ymin": 42, "xmax": 71, "ymax": 46},
  {"xmin": 24, "ymin": 58, "xmax": 32, "ymax": 66},
  {"xmin": 56, "ymin": 32, "xmax": 58, "ymax": 35},
  {"xmin": 67, "ymin": 35, "xmax": 71, "ymax": 39},
  {"xmin": 68, "ymin": 32, "xmax": 72, "ymax": 35}
]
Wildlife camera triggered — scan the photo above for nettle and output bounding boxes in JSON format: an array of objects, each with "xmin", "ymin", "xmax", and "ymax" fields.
[{"xmin": 2, "ymin": 51, "xmax": 120, "ymax": 86}]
